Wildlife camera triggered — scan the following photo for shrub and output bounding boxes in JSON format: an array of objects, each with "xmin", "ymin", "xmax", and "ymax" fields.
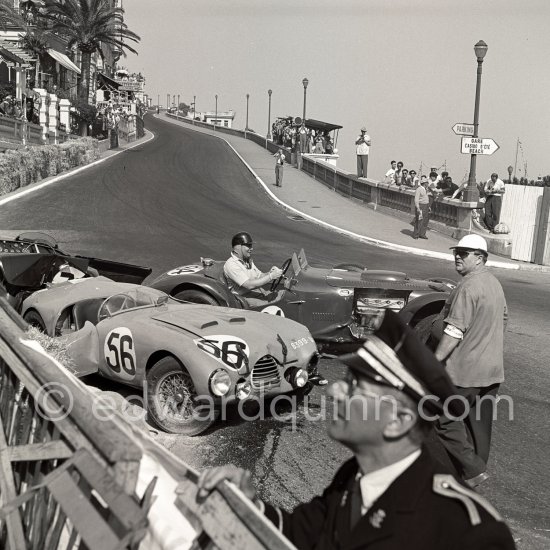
[{"xmin": 0, "ymin": 137, "xmax": 101, "ymax": 197}]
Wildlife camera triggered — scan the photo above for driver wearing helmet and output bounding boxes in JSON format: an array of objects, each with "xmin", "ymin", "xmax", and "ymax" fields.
[{"xmin": 223, "ymin": 232, "xmax": 283, "ymax": 307}]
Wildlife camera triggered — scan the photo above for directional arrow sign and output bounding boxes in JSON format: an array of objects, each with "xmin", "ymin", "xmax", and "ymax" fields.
[
  {"xmin": 452, "ymin": 123, "xmax": 474, "ymax": 136},
  {"xmin": 461, "ymin": 137, "xmax": 500, "ymax": 155}
]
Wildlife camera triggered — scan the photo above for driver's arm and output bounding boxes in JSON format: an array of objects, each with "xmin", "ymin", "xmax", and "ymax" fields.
[{"xmin": 240, "ymin": 266, "xmax": 282, "ymax": 290}]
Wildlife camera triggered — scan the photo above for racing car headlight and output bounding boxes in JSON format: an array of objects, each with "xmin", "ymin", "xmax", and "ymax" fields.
[
  {"xmin": 209, "ymin": 369, "xmax": 231, "ymax": 397},
  {"xmin": 236, "ymin": 379, "xmax": 252, "ymax": 400},
  {"xmin": 285, "ymin": 367, "xmax": 309, "ymax": 388}
]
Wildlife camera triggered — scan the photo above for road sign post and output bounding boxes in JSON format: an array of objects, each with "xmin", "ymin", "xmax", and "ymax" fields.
[
  {"xmin": 460, "ymin": 137, "xmax": 499, "ymax": 155},
  {"xmin": 452, "ymin": 123, "xmax": 474, "ymax": 136}
]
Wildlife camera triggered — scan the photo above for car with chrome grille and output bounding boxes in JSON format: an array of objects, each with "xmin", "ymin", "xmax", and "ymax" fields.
[
  {"xmin": 149, "ymin": 249, "xmax": 456, "ymax": 351},
  {"xmin": 20, "ymin": 276, "xmax": 320, "ymax": 436}
]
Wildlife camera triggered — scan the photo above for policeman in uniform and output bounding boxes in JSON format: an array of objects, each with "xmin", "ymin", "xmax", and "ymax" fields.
[
  {"xmin": 223, "ymin": 232, "xmax": 283, "ymax": 307},
  {"xmin": 199, "ymin": 310, "xmax": 515, "ymax": 550}
]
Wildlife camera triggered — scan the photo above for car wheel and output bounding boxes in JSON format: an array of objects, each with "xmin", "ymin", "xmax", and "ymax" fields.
[
  {"xmin": 173, "ymin": 289, "xmax": 218, "ymax": 306},
  {"xmin": 413, "ymin": 313, "xmax": 439, "ymax": 350},
  {"xmin": 146, "ymin": 357, "xmax": 217, "ymax": 435},
  {"xmin": 23, "ymin": 310, "xmax": 47, "ymax": 333}
]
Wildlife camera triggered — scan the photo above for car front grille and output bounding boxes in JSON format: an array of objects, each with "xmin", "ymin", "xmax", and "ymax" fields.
[{"xmin": 251, "ymin": 355, "xmax": 281, "ymax": 390}]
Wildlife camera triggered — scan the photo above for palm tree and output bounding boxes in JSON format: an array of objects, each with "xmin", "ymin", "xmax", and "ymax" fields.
[
  {"xmin": 43, "ymin": 0, "xmax": 140, "ymax": 104},
  {"xmin": 20, "ymin": 29, "xmax": 49, "ymax": 87}
]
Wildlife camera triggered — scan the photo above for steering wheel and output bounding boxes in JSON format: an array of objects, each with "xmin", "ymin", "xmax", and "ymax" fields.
[{"xmin": 270, "ymin": 258, "xmax": 292, "ymax": 292}]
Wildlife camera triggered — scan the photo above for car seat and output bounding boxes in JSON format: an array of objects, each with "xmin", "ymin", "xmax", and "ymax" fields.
[{"xmin": 72, "ymin": 298, "xmax": 105, "ymax": 329}]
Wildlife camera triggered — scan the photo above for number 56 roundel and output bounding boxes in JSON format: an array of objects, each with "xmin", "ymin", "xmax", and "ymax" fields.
[{"xmin": 104, "ymin": 327, "xmax": 137, "ymax": 381}]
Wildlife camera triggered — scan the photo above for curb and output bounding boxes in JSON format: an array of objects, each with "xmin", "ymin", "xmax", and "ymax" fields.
[
  {"xmin": 159, "ymin": 115, "xmax": 548, "ymax": 273},
  {"xmin": 0, "ymin": 129, "xmax": 156, "ymax": 207}
]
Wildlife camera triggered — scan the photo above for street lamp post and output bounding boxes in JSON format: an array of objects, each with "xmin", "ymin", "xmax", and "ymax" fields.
[
  {"xmin": 193, "ymin": 94, "xmax": 196, "ymax": 124},
  {"xmin": 267, "ymin": 89, "xmax": 272, "ymax": 142},
  {"xmin": 245, "ymin": 93, "xmax": 249, "ymax": 137},
  {"xmin": 215, "ymin": 94, "xmax": 218, "ymax": 131},
  {"xmin": 166, "ymin": 94, "xmax": 169, "ymax": 110},
  {"xmin": 463, "ymin": 40, "xmax": 488, "ymax": 203},
  {"xmin": 157, "ymin": 94, "xmax": 160, "ymax": 114},
  {"xmin": 302, "ymin": 77, "xmax": 309, "ymax": 122},
  {"xmin": 177, "ymin": 94, "xmax": 180, "ymax": 119}
]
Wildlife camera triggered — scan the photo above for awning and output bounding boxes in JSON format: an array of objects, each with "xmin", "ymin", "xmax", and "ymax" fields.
[
  {"xmin": 47, "ymin": 48, "xmax": 81, "ymax": 75},
  {"xmin": 97, "ymin": 72, "xmax": 120, "ymax": 90},
  {"xmin": 304, "ymin": 119, "xmax": 343, "ymax": 132}
]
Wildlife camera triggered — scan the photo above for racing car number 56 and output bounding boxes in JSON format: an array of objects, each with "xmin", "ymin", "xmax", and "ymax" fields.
[{"xmin": 104, "ymin": 327, "xmax": 137, "ymax": 378}]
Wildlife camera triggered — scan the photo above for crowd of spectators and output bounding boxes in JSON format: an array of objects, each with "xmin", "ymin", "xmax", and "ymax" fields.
[
  {"xmin": 272, "ymin": 117, "xmax": 335, "ymax": 155},
  {"xmin": 383, "ymin": 160, "xmax": 463, "ymax": 200}
]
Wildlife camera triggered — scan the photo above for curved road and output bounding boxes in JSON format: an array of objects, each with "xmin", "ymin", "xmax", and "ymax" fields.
[{"xmin": 2, "ymin": 115, "xmax": 549, "ymax": 547}]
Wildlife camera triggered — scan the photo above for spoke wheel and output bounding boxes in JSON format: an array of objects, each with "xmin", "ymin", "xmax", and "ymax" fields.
[{"xmin": 147, "ymin": 357, "xmax": 217, "ymax": 435}]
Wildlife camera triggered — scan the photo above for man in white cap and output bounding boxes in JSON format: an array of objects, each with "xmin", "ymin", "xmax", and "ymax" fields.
[
  {"xmin": 355, "ymin": 126, "xmax": 371, "ymax": 178},
  {"xmin": 434, "ymin": 234, "xmax": 508, "ymax": 488}
]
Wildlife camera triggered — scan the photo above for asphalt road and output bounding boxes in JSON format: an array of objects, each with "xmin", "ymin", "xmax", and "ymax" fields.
[{"xmin": 2, "ymin": 115, "xmax": 549, "ymax": 548}]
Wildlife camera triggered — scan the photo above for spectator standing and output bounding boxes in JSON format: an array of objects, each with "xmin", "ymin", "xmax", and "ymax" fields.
[
  {"xmin": 297, "ymin": 122, "xmax": 308, "ymax": 169},
  {"xmin": 199, "ymin": 311, "xmax": 516, "ymax": 550},
  {"xmin": 435, "ymin": 235, "xmax": 508, "ymax": 487},
  {"xmin": 408, "ymin": 169, "xmax": 419, "ymax": 188},
  {"xmin": 483, "ymin": 173, "xmax": 505, "ymax": 232},
  {"xmin": 274, "ymin": 149, "xmax": 285, "ymax": 187},
  {"xmin": 442, "ymin": 176, "xmax": 459, "ymax": 197},
  {"xmin": 355, "ymin": 126, "xmax": 371, "ymax": 178},
  {"xmin": 393, "ymin": 161, "xmax": 404, "ymax": 185},
  {"xmin": 430, "ymin": 166, "xmax": 442, "ymax": 185},
  {"xmin": 313, "ymin": 137, "xmax": 324, "ymax": 154},
  {"xmin": 384, "ymin": 160, "xmax": 397, "ymax": 183},
  {"xmin": 413, "ymin": 176, "xmax": 430, "ymax": 239}
]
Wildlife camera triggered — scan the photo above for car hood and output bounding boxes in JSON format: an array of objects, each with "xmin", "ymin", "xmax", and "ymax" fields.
[
  {"xmin": 326, "ymin": 268, "xmax": 444, "ymax": 291},
  {"xmin": 150, "ymin": 306, "xmax": 309, "ymax": 341}
]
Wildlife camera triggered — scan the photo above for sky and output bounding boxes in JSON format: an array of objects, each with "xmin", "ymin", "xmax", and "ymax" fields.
[{"xmin": 122, "ymin": 0, "xmax": 550, "ymax": 182}]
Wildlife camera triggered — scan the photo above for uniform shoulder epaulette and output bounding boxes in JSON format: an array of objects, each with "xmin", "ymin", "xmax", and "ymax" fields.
[{"xmin": 433, "ymin": 474, "xmax": 503, "ymax": 526}]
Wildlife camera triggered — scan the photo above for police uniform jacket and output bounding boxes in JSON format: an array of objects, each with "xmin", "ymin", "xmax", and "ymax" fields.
[{"xmin": 264, "ymin": 447, "xmax": 515, "ymax": 550}]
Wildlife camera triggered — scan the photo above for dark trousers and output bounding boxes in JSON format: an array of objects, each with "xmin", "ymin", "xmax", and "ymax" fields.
[
  {"xmin": 275, "ymin": 164, "xmax": 283, "ymax": 187},
  {"xmin": 357, "ymin": 155, "xmax": 368, "ymax": 178},
  {"xmin": 484, "ymin": 195, "xmax": 502, "ymax": 231},
  {"xmin": 435, "ymin": 383, "xmax": 500, "ymax": 479},
  {"xmin": 413, "ymin": 203, "xmax": 430, "ymax": 238}
]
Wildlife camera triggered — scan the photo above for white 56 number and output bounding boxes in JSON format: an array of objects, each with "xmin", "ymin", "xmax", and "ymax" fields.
[
  {"xmin": 194, "ymin": 335, "xmax": 249, "ymax": 371},
  {"xmin": 104, "ymin": 327, "xmax": 137, "ymax": 380}
]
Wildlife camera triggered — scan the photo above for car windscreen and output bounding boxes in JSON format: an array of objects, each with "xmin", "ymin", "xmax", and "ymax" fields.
[{"xmin": 99, "ymin": 287, "xmax": 167, "ymax": 318}]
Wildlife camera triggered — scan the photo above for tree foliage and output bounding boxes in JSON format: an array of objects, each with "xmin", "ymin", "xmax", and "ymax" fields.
[{"xmin": 42, "ymin": 0, "xmax": 140, "ymax": 103}]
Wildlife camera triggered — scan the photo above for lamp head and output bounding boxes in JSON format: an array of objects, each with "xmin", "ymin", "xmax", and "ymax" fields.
[
  {"xmin": 268, "ymin": 89, "xmax": 272, "ymax": 96},
  {"xmin": 246, "ymin": 93, "xmax": 249, "ymax": 99},
  {"xmin": 474, "ymin": 40, "xmax": 488, "ymax": 61},
  {"xmin": 302, "ymin": 77, "xmax": 309, "ymax": 89}
]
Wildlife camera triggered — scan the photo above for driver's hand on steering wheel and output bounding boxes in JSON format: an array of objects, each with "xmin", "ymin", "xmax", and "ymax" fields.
[{"xmin": 269, "ymin": 266, "xmax": 284, "ymax": 280}]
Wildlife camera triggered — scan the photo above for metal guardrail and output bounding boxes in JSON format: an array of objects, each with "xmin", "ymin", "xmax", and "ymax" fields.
[{"xmin": 0, "ymin": 296, "xmax": 151, "ymax": 549}]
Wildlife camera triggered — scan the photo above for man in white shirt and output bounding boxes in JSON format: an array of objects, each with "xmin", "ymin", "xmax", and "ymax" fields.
[
  {"xmin": 355, "ymin": 126, "xmax": 371, "ymax": 178},
  {"xmin": 223, "ymin": 232, "xmax": 283, "ymax": 307},
  {"xmin": 384, "ymin": 160, "xmax": 397, "ymax": 184},
  {"xmin": 198, "ymin": 311, "xmax": 515, "ymax": 550},
  {"xmin": 483, "ymin": 172, "xmax": 506, "ymax": 232}
]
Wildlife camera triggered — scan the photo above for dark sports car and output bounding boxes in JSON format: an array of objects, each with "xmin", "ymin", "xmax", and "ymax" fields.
[{"xmin": 149, "ymin": 249, "xmax": 456, "ymax": 350}]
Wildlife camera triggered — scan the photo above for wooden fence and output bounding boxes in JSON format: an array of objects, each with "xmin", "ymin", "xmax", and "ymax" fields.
[
  {"xmin": 0, "ymin": 293, "xmax": 299, "ymax": 549},
  {"xmin": 500, "ymin": 185, "xmax": 550, "ymax": 263},
  {"xmin": 0, "ymin": 295, "xmax": 152, "ymax": 549}
]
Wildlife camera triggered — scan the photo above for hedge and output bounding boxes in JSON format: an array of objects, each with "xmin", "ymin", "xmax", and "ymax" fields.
[{"xmin": 0, "ymin": 138, "xmax": 100, "ymax": 196}]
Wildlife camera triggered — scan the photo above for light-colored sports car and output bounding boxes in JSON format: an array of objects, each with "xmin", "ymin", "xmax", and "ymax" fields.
[{"xmin": 22, "ymin": 277, "xmax": 320, "ymax": 435}]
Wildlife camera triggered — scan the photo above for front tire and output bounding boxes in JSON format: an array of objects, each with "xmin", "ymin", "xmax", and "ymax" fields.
[
  {"xmin": 173, "ymin": 289, "xmax": 218, "ymax": 306},
  {"xmin": 146, "ymin": 357, "xmax": 217, "ymax": 435},
  {"xmin": 23, "ymin": 310, "xmax": 47, "ymax": 333}
]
